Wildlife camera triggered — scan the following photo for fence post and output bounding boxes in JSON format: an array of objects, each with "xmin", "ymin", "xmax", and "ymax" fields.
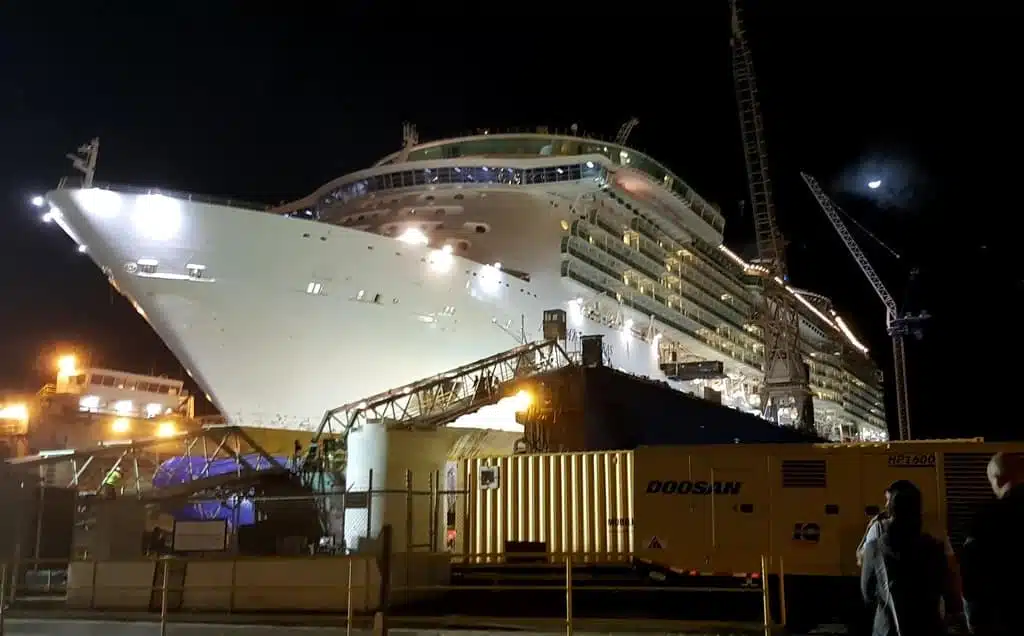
[
  {"xmin": 565, "ymin": 556, "xmax": 573, "ymax": 636},
  {"xmin": 159, "ymin": 557, "xmax": 170, "ymax": 636},
  {"xmin": 346, "ymin": 558, "xmax": 354, "ymax": 636},
  {"xmin": 429, "ymin": 470, "xmax": 439, "ymax": 552},
  {"xmin": 376, "ymin": 525, "xmax": 392, "ymax": 636},
  {"xmin": 779, "ymin": 556, "xmax": 788, "ymax": 628},
  {"xmin": 405, "ymin": 469, "xmax": 413, "ymax": 554},
  {"xmin": 366, "ymin": 470, "xmax": 374, "ymax": 541},
  {"xmin": 760, "ymin": 554, "xmax": 772, "ymax": 636},
  {"xmin": 0, "ymin": 562, "xmax": 7, "ymax": 636}
]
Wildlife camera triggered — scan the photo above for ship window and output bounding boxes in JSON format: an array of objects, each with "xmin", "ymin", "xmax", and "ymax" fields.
[
  {"xmin": 137, "ymin": 259, "xmax": 158, "ymax": 274},
  {"xmin": 306, "ymin": 282, "xmax": 324, "ymax": 295},
  {"xmin": 454, "ymin": 193, "xmax": 464, "ymax": 200},
  {"xmin": 475, "ymin": 225, "xmax": 486, "ymax": 233}
]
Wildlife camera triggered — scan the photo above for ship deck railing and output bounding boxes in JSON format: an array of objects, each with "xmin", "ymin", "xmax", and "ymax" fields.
[{"xmin": 55, "ymin": 176, "xmax": 270, "ymax": 212}]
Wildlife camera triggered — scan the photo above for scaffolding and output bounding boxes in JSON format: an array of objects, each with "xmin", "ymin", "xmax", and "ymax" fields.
[{"xmin": 4, "ymin": 425, "xmax": 292, "ymax": 499}]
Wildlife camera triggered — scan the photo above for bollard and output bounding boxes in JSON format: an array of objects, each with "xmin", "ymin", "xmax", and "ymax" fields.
[
  {"xmin": 565, "ymin": 556, "xmax": 573, "ymax": 636},
  {"xmin": 159, "ymin": 558, "xmax": 170, "ymax": 636},
  {"xmin": 346, "ymin": 559, "xmax": 354, "ymax": 636}
]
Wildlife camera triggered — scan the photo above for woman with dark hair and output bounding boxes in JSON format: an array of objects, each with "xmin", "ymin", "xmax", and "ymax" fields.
[{"xmin": 860, "ymin": 482, "xmax": 959, "ymax": 636}]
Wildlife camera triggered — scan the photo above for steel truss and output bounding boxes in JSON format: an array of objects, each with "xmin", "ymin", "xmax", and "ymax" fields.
[
  {"xmin": 4, "ymin": 425, "xmax": 291, "ymax": 499},
  {"xmin": 302, "ymin": 339, "xmax": 573, "ymax": 487}
]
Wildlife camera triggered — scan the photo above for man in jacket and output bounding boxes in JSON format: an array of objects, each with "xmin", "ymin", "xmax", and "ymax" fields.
[{"xmin": 960, "ymin": 452, "xmax": 1024, "ymax": 635}]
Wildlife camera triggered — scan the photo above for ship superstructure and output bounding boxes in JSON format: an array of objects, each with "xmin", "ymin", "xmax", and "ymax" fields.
[{"xmin": 45, "ymin": 126, "xmax": 885, "ymax": 441}]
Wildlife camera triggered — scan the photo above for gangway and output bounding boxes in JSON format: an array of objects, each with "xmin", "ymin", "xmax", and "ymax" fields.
[
  {"xmin": 3, "ymin": 425, "xmax": 291, "ymax": 499},
  {"xmin": 302, "ymin": 338, "xmax": 574, "ymax": 488}
]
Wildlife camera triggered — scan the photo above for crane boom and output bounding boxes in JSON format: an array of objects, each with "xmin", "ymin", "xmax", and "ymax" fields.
[
  {"xmin": 730, "ymin": 0, "xmax": 786, "ymax": 277},
  {"xmin": 800, "ymin": 171, "xmax": 927, "ymax": 441},
  {"xmin": 730, "ymin": 0, "xmax": 813, "ymax": 432},
  {"xmin": 799, "ymin": 173, "xmax": 899, "ymax": 325}
]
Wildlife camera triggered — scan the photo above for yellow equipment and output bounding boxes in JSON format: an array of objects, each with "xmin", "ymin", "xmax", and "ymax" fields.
[{"xmin": 633, "ymin": 439, "xmax": 1022, "ymax": 578}]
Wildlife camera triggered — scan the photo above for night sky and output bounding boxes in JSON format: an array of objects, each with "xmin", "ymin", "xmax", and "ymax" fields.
[{"xmin": 1, "ymin": 4, "xmax": 1019, "ymax": 440}]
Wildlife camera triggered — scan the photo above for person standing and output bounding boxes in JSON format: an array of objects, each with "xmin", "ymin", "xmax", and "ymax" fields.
[
  {"xmin": 857, "ymin": 480, "xmax": 916, "ymax": 567},
  {"xmin": 861, "ymin": 483, "xmax": 959, "ymax": 636},
  {"xmin": 960, "ymin": 452, "xmax": 1024, "ymax": 636}
]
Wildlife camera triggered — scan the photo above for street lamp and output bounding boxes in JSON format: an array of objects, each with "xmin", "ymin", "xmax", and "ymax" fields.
[{"xmin": 57, "ymin": 354, "xmax": 78, "ymax": 376}]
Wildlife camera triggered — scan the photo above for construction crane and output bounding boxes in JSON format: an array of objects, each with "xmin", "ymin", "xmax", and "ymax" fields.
[
  {"xmin": 615, "ymin": 117, "xmax": 639, "ymax": 146},
  {"xmin": 800, "ymin": 172, "xmax": 929, "ymax": 441},
  {"xmin": 730, "ymin": 0, "xmax": 814, "ymax": 431}
]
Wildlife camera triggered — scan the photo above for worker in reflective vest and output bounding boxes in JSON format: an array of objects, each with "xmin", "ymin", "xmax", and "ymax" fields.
[{"xmin": 102, "ymin": 466, "xmax": 122, "ymax": 499}]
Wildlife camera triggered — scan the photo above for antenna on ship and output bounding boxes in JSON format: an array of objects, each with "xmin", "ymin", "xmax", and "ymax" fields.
[
  {"xmin": 614, "ymin": 118, "xmax": 639, "ymax": 145},
  {"xmin": 66, "ymin": 138, "xmax": 100, "ymax": 187},
  {"xmin": 397, "ymin": 122, "xmax": 419, "ymax": 163}
]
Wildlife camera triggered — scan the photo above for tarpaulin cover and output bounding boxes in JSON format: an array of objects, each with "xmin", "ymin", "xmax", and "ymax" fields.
[{"xmin": 153, "ymin": 454, "xmax": 291, "ymax": 526}]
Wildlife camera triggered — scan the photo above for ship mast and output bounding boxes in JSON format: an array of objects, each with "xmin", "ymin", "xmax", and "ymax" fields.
[
  {"xmin": 730, "ymin": 1, "xmax": 814, "ymax": 432},
  {"xmin": 397, "ymin": 123, "xmax": 419, "ymax": 163},
  {"xmin": 66, "ymin": 138, "xmax": 100, "ymax": 187}
]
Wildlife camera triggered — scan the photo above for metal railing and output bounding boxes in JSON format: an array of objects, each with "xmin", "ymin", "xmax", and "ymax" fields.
[
  {"xmin": 0, "ymin": 552, "xmax": 788, "ymax": 635},
  {"xmin": 55, "ymin": 176, "xmax": 271, "ymax": 212}
]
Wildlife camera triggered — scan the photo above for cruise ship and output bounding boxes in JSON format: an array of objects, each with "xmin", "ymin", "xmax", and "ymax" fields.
[{"xmin": 44, "ymin": 127, "xmax": 887, "ymax": 443}]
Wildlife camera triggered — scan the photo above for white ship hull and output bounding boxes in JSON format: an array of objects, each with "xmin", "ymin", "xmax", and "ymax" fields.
[
  {"xmin": 46, "ymin": 186, "xmax": 711, "ymax": 431},
  {"xmin": 44, "ymin": 132, "xmax": 884, "ymax": 441}
]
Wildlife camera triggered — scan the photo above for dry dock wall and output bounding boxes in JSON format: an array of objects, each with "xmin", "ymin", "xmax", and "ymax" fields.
[
  {"xmin": 520, "ymin": 365, "xmax": 822, "ymax": 452},
  {"xmin": 65, "ymin": 552, "xmax": 449, "ymax": 612}
]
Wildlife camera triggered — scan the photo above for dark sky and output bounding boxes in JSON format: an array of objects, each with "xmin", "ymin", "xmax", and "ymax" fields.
[{"xmin": 1, "ymin": 4, "xmax": 1019, "ymax": 440}]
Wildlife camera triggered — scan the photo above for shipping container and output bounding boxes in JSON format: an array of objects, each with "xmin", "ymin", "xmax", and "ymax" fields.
[{"xmin": 458, "ymin": 450, "xmax": 633, "ymax": 563}]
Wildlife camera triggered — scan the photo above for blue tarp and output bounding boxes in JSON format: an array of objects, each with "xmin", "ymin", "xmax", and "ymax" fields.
[{"xmin": 152, "ymin": 454, "xmax": 291, "ymax": 526}]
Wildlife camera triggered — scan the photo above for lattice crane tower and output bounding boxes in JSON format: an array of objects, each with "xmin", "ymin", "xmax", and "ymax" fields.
[{"xmin": 730, "ymin": 1, "xmax": 814, "ymax": 431}]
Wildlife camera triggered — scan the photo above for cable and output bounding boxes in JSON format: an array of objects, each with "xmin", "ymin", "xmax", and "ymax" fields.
[{"xmin": 833, "ymin": 202, "xmax": 902, "ymax": 260}]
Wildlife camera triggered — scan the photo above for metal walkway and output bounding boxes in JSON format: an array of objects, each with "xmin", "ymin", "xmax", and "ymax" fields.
[{"xmin": 302, "ymin": 339, "xmax": 574, "ymax": 486}]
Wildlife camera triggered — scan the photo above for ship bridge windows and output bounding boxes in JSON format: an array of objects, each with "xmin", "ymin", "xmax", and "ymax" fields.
[
  {"xmin": 318, "ymin": 161, "xmax": 606, "ymax": 212},
  {"xmin": 88, "ymin": 373, "xmax": 180, "ymax": 396},
  {"xmin": 368, "ymin": 135, "xmax": 723, "ymax": 233}
]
